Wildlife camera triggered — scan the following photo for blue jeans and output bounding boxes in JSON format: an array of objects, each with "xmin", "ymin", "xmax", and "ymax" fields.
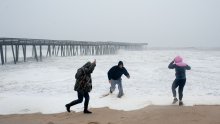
[{"xmin": 110, "ymin": 79, "xmax": 124, "ymax": 97}]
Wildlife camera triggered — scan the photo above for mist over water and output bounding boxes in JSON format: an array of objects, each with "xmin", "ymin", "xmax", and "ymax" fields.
[{"xmin": 1, "ymin": 0, "xmax": 220, "ymax": 47}]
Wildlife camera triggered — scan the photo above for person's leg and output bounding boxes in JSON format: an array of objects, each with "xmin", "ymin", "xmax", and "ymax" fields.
[
  {"xmin": 110, "ymin": 80, "xmax": 117, "ymax": 93},
  {"xmin": 178, "ymin": 79, "xmax": 186, "ymax": 106},
  {"xmin": 65, "ymin": 91, "xmax": 83, "ymax": 112},
  {"xmin": 172, "ymin": 79, "xmax": 179, "ymax": 104},
  {"xmin": 83, "ymin": 92, "xmax": 92, "ymax": 114},
  {"xmin": 117, "ymin": 79, "xmax": 124, "ymax": 98}
]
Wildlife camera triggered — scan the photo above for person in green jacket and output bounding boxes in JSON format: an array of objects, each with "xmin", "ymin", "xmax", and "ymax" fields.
[{"xmin": 66, "ymin": 59, "xmax": 96, "ymax": 114}]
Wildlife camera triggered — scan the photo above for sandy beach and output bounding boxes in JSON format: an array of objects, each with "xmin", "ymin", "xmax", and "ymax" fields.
[{"xmin": 0, "ymin": 105, "xmax": 219, "ymax": 124}]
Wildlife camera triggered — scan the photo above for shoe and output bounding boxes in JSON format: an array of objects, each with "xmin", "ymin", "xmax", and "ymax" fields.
[
  {"xmin": 84, "ymin": 110, "xmax": 92, "ymax": 114},
  {"xmin": 65, "ymin": 104, "xmax": 70, "ymax": 113},
  {"xmin": 179, "ymin": 101, "xmax": 183, "ymax": 106},
  {"xmin": 172, "ymin": 98, "xmax": 178, "ymax": 104},
  {"xmin": 110, "ymin": 88, "xmax": 112, "ymax": 93},
  {"xmin": 117, "ymin": 93, "xmax": 124, "ymax": 98}
]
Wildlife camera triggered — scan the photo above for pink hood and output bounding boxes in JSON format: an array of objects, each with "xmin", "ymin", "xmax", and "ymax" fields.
[{"xmin": 174, "ymin": 56, "xmax": 187, "ymax": 67}]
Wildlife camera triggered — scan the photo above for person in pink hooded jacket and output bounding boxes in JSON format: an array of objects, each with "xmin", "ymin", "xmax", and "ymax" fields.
[{"xmin": 168, "ymin": 56, "xmax": 191, "ymax": 106}]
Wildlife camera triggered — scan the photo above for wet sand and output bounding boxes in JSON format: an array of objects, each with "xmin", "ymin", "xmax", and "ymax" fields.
[{"xmin": 0, "ymin": 105, "xmax": 220, "ymax": 124}]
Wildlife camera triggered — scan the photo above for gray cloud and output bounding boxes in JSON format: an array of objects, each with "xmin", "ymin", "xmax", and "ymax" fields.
[{"xmin": 0, "ymin": 0, "xmax": 220, "ymax": 47}]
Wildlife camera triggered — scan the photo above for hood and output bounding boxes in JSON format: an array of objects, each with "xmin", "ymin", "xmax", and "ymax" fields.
[
  {"xmin": 83, "ymin": 62, "xmax": 92, "ymax": 68},
  {"xmin": 174, "ymin": 56, "xmax": 187, "ymax": 67}
]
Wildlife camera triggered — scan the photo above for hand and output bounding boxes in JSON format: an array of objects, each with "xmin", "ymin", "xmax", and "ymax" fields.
[
  {"xmin": 93, "ymin": 59, "xmax": 96, "ymax": 64},
  {"xmin": 127, "ymin": 75, "xmax": 130, "ymax": 79}
]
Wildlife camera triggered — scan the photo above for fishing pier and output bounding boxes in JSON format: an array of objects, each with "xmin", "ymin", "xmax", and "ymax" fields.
[{"xmin": 0, "ymin": 38, "xmax": 147, "ymax": 65}]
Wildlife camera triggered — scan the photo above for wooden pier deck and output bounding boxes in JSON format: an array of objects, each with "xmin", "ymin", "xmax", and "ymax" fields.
[{"xmin": 0, "ymin": 38, "xmax": 147, "ymax": 65}]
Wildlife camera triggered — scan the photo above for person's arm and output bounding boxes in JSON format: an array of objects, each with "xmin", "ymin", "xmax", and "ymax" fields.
[
  {"xmin": 168, "ymin": 60, "xmax": 175, "ymax": 69},
  {"xmin": 84, "ymin": 60, "xmax": 96, "ymax": 74},
  {"xmin": 185, "ymin": 65, "xmax": 191, "ymax": 70},
  {"xmin": 108, "ymin": 67, "xmax": 113, "ymax": 81},
  {"xmin": 123, "ymin": 68, "xmax": 130, "ymax": 79}
]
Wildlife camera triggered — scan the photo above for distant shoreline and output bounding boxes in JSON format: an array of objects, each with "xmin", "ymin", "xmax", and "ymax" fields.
[{"xmin": 146, "ymin": 47, "xmax": 220, "ymax": 50}]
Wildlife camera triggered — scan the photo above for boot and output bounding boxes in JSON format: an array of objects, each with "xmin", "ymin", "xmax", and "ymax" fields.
[
  {"xmin": 117, "ymin": 93, "xmax": 124, "ymax": 98},
  {"xmin": 179, "ymin": 101, "xmax": 183, "ymax": 106},
  {"xmin": 65, "ymin": 104, "xmax": 71, "ymax": 113},
  {"xmin": 84, "ymin": 104, "xmax": 92, "ymax": 114},
  {"xmin": 110, "ymin": 87, "xmax": 113, "ymax": 93},
  {"xmin": 172, "ymin": 98, "xmax": 178, "ymax": 104},
  {"xmin": 84, "ymin": 109, "xmax": 92, "ymax": 114}
]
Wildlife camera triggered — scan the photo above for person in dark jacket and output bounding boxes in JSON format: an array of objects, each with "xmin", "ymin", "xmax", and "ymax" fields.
[
  {"xmin": 168, "ymin": 56, "xmax": 191, "ymax": 106},
  {"xmin": 108, "ymin": 61, "xmax": 130, "ymax": 98},
  {"xmin": 65, "ymin": 59, "xmax": 96, "ymax": 114}
]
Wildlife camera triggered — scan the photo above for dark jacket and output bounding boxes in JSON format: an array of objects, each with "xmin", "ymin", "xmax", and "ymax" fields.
[
  {"xmin": 108, "ymin": 65, "xmax": 130, "ymax": 80},
  {"xmin": 168, "ymin": 61, "xmax": 191, "ymax": 79},
  {"xmin": 74, "ymin": 62, "xmax": 96, "ymax": 92}
]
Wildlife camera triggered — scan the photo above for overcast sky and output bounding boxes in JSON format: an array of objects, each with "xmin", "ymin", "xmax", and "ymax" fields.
[{"xmin": 0, "ymin": 0, "xmax": 219, "ymax": 47}]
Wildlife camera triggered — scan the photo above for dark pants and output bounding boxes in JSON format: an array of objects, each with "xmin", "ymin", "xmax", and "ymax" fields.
[
  {"xmin": 67, "ymin": 91, "xmax": 90, "ymax": 110},
  {"xmin": 172, "ymin": 79, "xmax": 186, "ymax": 101}
]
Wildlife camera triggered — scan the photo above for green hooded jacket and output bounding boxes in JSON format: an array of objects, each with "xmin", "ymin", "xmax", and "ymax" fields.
[{"xmin": 74, "ymin": 62, "xmax": 96, "ymax": 92}]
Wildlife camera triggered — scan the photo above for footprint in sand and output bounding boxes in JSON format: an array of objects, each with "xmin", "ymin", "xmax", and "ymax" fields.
[
  {"xmin": 88, "ymin": 122, "xmax": 99, "ymax": 124},
  {"xmin": 47, "ymin": 121, "xmax": 54, "ymax": 124}
]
